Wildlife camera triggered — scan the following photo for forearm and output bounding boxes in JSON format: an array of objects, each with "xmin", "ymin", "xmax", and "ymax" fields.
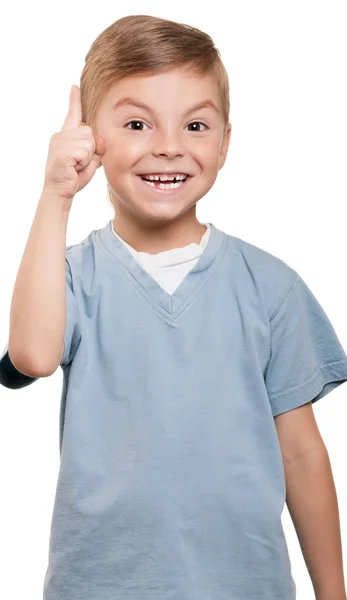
[
  {"xmin": 8, "ymin": 190, "xmax": 69, "ymax": 376},
  {"xmin": 283, "ymin": 446, "xmax": 346, "ymax": 599}
]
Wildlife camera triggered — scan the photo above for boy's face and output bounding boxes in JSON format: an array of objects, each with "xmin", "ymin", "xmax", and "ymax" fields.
[{"xmin": 95, "ymin": 67, "xmax": 231, "ymax": 224}]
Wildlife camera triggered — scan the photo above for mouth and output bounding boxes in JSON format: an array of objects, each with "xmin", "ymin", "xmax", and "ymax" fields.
[{"xmin": 136, "ymin": 174, "xmax": 193, "ymax": 194}]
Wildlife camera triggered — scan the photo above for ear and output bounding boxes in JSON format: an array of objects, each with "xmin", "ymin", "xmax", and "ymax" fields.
[{"xmin": 219, "ymin": 123, "xmax": 232, "ymax": 170}]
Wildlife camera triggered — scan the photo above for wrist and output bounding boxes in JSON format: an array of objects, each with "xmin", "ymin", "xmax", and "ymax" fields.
[{"xmin": 40, "ymin": 186, "xmax": 73, "ymax": 214}]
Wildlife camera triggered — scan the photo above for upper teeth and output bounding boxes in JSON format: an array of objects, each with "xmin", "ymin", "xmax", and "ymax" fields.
[{"xmin": 142, "ymin": 174, "xmax": 187, "ymax": 182}]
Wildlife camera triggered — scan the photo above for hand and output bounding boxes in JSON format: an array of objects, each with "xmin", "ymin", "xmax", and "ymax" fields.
[{"xmin": 42, "ymin": 84, "xmax": 107, "ymax": 207}]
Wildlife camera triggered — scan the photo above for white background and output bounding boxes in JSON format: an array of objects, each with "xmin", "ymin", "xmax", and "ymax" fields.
[{"xmin": 0, "ymin": 1, "xmax": 346, "ymax": 598}]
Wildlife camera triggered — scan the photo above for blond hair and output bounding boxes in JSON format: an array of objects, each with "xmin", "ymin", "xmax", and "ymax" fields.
[{"xmin": 79, "ymin": 14, "xmax": 230, "ymax": 208}]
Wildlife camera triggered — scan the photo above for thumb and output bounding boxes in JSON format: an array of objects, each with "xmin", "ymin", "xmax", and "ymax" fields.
[
  {"xmin": 95, "ymin": 134, "xmax": 107, "ymax": 157},
  {"xmin": 93, "ymin": 135, "xmax": 107, "ymax": 169}
]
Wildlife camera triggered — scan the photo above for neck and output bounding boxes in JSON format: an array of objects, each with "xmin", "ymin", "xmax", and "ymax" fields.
[{"xmin": 112, "ymin": 211, "xmax": 207, "ymax": 255}]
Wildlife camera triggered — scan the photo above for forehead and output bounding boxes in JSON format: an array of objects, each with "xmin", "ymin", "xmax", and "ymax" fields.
[{"xmin": 103, "ymin": 68, "xmax": 221, "ymax": 112}]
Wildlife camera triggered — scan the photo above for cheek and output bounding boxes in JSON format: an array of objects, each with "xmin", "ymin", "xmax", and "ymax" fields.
[
  {"xmin": 190, "ymin": 136, "xmax": 221, "ymax": 164},
  {"xmin": 105, "ymin": 131, "xmax": 148, "ymax": 163},
  {"xmin": 102, "ymin": 145, "xmax": 135, "ymax": 172},
  {"xmin": 198, "ymin": 148, "xmax": 221, "ymax": 172}
]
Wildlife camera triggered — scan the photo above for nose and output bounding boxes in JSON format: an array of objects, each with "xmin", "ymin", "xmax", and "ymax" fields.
[{"xmin": 151, "ymin": 127, "xmax": 184, "ymax": 158}]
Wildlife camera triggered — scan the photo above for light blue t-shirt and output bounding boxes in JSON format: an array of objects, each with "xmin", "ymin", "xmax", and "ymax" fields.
[{"xmin": 40, "ymin": 219, "xmax": 347, "ymax": 599}]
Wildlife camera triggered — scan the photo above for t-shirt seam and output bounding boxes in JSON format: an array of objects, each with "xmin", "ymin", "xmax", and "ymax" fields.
[
  {"xmin": 269, "ymin": 272, "xmax": 299, "ymax": 323},
  {"xmin": 268, "ymin": 356, "xmax": 347, "ymax": 403},
  {"xmin": 95, "ymin": 235, "xmax": 176, "ymax": 319},
  {"xmin": 170, "ymin": 234, "xmax": 229, "ymax": 318}
]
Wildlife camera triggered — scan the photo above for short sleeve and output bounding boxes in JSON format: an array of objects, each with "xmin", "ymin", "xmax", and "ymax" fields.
[
  {"xmin": 264, "ymin": 273, "xmax": 347, "ymax": 417},
  {"xmin": 60, "ymin": 258, "xmax": 82, "ymax": 368}
]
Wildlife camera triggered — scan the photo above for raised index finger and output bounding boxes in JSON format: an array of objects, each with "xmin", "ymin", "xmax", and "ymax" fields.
[{"xmin": 61, "ymin": 85, "xmax": 83, "ymax": 131}]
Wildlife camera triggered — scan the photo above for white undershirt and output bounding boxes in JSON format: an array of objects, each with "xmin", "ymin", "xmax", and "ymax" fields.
[{"xmin": 111, "ymin": 222, "xmax": 211, "ymax": 295}]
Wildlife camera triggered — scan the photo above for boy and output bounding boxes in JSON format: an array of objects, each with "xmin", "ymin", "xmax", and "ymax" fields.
[{"xmin": 1, "ymin": 14, "xmax": 347, "ymax": 600}]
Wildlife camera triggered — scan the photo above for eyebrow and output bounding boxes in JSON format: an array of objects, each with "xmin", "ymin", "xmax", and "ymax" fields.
[{"xmin": 112, "ymin": 97, "xmax": 220, "ymax": 116}]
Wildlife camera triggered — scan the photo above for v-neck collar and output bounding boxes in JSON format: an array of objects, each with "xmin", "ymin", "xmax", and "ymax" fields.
[
  {"xmin": 97, "ymin": 219, "xmax": 228, "ymax": 320},
  {"xmin": 111, "ymin": 222, "xmax": 211, "ymax": 269}
]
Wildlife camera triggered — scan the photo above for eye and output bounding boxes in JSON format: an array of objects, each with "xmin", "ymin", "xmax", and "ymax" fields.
[
  {"xmin": 125, "ymin": 120, "xmax": 149, "ymax": 131},
  {"xmin": 124, "ymin": 120, "xmax": 209, "ymax": 132},
  {"xmin": 186, "ymin": 121, "xmax": 208, "ymax": 132}
]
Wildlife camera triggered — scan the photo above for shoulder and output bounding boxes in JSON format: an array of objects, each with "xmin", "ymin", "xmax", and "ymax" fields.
[
  {"xmin": 65, "ymin": 229, "xmax": 100, "ymax": 283},
  {"xmin": 225, "ymin": 232, "xmax": 299, "ymax": 319},
  {"xmin": 65, "ymin": 228, "xmax": 97, "ymax": 263}
]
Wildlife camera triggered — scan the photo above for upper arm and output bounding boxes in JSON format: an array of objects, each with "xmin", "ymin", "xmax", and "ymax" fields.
[{"xmin": 274, "ymin": 401, "xmax": 326, "ymax": 463}]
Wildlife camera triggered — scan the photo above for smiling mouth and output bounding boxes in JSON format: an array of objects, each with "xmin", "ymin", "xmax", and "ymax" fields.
[{"xmin": 136, "ymin": 175, "xmax": 193, "ymax": 193}]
